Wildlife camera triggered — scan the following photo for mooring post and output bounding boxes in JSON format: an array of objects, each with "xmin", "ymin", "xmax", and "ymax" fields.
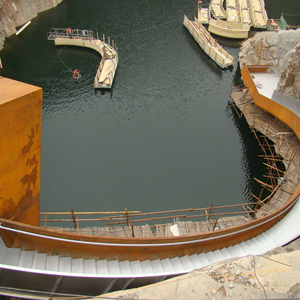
[
  {"xmin": 112, "ymin": 40, "xmax": 114, "ymax": 48},
  {"xmin": 103, "ymin": 34, "xmax": 105, "ymax": 43},
  {"xmin": 108, "ymin": 36, "xmax": 110, "ymax": 45},
  {"xmin": 131, "ymin": 224, "xmax": 135, "ymax": 237}
]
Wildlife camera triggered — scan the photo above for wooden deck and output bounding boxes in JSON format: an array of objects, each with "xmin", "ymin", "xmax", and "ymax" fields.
[{"xmin": 47, "ymin": 215, "xmax": 249, "ymax": 238}]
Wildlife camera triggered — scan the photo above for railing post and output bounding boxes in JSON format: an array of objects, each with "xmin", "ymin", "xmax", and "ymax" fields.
[
  {"xmin": 44, "ymin": 214, "xmax": 47, "ymax": 227},
  {"xmin": 206, "ymin": 203, "xmax": 213, "ymax": 221},
  {"xmin": 213, "ymin": 217, "xmax": 219, "ymax": 230},
  {"xmin": 125, "ymin": 207, "xmax": 130, "ymax": 227},
  {"xmin": 71, "ymin": 208, "xmax": 77, "ymax": 229},
  {"xmin": 242, "ymin": 205, "xmax": 253, "ymax": 219}
]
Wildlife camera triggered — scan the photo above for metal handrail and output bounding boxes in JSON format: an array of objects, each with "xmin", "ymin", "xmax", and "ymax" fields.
[
  {"xmin": 47, "ymin": 28, "xmax": 94, "ymax": 40},
  {"xmin": 40, "ymin": 202, "xmax": 260, "ymax": 227},
  {"xmin": 2, "ymin": 196, "xmax": 299, "ymax": 246}
]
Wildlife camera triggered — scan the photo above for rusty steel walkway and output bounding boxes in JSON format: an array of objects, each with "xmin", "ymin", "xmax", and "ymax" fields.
[{"xmin": 47, "ymin": 28, "xmax": 118, "ymax": 89}]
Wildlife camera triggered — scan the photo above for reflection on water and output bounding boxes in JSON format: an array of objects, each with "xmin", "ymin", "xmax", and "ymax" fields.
[{"xmin": 0, "ymin": 0, "xmax": 293, "ymax": 218}]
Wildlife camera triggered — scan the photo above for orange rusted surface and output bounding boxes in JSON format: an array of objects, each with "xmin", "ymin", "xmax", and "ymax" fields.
[
  {"xmin": 0, "ymin": 195, "xmax": 294, "ymax": 261},
  {"xmin": 241, "ymin": 65, "xmax": 300, "ymax": 202},
  {"xmin": 0, "ymin": 77, "xmax": 42, "ymax": 226}
]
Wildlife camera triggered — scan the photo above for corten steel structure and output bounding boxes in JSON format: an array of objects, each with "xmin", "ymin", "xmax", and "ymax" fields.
[
  {"xmin": 0, "ymin": 71, "xmax": 300, "ymax": 298},
  {"xmin": 0, "ymin": 77, "xmax": 42, "ymax": 226}
]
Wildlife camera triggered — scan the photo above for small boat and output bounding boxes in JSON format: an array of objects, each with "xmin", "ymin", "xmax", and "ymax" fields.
[
  {"xmin": 266, "ymin": 14, "xmax": 288, "ymax": 31},
  {"xmin": 73, "ymin": 71, "xmax": 81, "ymax": 80}
]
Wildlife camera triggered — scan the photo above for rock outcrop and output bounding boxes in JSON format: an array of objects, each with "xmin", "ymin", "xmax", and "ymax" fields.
[
  {"xmin": 239, "ymin": 29, "xmax": 300, "ymax": 100},
  {"xmin": 277, "ymin": 42, "xmax": 300, "ymax": 100},
  {"xmin": 0, "ymin": 0, "xmax": 64, "ymax": 50}
]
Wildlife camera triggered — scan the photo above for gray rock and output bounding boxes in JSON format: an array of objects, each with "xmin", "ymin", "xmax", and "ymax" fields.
[
  {"xmin": 239, "ymin": 29, "xmax": 300, "ymax": 101},
  {"xmin": 0, "ymin": 0, "xmax": 64, "ymax": 49}
]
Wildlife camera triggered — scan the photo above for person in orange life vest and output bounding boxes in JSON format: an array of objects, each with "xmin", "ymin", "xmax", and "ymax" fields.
[{"xmin": 74, "ymin": 69, "xmax": 79, "ymax": 78}]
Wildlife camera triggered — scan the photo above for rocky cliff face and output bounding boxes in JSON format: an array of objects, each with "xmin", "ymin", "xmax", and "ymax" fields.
[
  {"xmin": 239, "ymin": 29, "xmax": 300, "ymax": 100},
  {"xmin": 0, "ymin": 0, "xmax": 63, "ymax": 50}
]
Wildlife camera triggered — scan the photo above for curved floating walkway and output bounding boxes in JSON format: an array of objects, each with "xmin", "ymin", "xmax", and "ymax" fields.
[{"xmin": 47, "ymin": 28, "xmax": 118, "ymax": 89}]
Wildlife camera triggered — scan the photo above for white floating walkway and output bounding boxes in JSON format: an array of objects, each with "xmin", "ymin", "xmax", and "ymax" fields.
[{"xmin": 48, "ymin": 28, "xmax": 118, "ymax": 89}]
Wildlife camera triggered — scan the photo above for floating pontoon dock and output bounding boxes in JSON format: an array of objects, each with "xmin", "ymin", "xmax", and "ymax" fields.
[
  {"xmin": 183, "ymin": 15, "xmax": 235, "ymax": 68},
  {"xmin": 198, "ymin": 0, "xmax": 268, "ymax": 38},
  {"xmin": 47, "ymin": 28, "xmax": 118, "ymax": 89},
  {"xmin": 210, "ymin": 0, "xmax": 226, "ymax": 19},
  {"xmin": 249, "ymin": 0, "xmax": 268, "ymax": 28},
  {"xmin": 208, "ymin": 19, "xmax": 250, "ymax": 39}
]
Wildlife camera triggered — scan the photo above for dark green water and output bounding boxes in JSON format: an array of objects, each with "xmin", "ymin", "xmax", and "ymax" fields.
[{"xmin": 0, "ymin": 0, "xmax": 298, "ymax": 215}]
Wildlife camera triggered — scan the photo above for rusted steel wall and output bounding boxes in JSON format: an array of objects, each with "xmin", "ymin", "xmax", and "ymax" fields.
[
  {"xmin": 0, "ymin": 196, "xmax": 292, "ymax": 261},
  {"xmin": 241, "ymin": 65, "xmax": 300, "ymax": 200},
  {"xmin": 0, "ymin": 77, "xmax": 42, "ymax": 226}
]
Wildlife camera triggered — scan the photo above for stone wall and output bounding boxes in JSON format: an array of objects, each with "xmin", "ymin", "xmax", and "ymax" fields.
[
  {"xmin": 239, "ymin": 29, "xmax": 300, "ymax": 100},
  {"xmin": 0, "ymin": 0, "xmax": 64, "ymax": 50}
]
